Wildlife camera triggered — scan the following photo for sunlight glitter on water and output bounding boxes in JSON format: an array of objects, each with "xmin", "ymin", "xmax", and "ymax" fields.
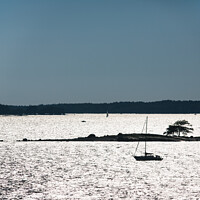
[
  {"xmin": 0, "ymin": 114, "xmax": 200, "ymax": 141},
  {"xmin": 0, "ymin": 142, "xmax": 200, "ymax": 199},
  {"xmin": 0, "ymin": 114, "xmax": 200, "ymax": 199}
]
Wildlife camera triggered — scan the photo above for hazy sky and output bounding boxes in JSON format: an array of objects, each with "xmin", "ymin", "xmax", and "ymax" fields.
[{"xmin": 1, "ymin": 0, "xmax": 200, "ymax": 105}]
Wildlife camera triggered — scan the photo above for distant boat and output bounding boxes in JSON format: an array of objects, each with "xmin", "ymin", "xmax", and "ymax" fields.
[
  {"xmin": 134, "ymin": 117, "xmax": 163, "ymax": 161},
  {"xmin": 106, "ymin": 111, "xmax": 109, "ymax": 117}
]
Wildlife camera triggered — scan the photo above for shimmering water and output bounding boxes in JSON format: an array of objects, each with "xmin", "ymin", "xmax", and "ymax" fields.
[{"xmin": 0, "ymin": 114, "xmax": 200, "ymax": 199}]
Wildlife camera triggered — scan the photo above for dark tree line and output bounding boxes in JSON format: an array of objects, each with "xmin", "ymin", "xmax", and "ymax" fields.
[{"xmin": 0, "ymin": 100, "xmax": 200, "ymax": 115}]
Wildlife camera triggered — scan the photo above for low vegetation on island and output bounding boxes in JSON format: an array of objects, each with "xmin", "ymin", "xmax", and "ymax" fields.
[{"xmin": 19, "ymin": 120, "xmax": 200, "ymax": 142}]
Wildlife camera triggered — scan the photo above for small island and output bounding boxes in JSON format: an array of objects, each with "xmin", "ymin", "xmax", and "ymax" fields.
[
  {"xmin": 17, "ymin": 133, "xmax": 200, "ymax": 142},
  {"xmin": 17, "ymin": 119, "xmax": 200, "ymax": 142}
]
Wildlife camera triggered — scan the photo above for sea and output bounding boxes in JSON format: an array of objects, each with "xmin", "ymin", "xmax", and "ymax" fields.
[{"xmin": 0, "ymin": 114, "xmax": 200, "ymax": 200}]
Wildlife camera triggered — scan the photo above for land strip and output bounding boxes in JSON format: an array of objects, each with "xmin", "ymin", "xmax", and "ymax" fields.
[{"xmin": 17, "ymin": 133, "xmax": 200, "ymax": 142}]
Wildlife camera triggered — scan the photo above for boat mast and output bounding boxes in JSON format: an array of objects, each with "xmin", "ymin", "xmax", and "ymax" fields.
[{"xmin": 145, "ymin": 116, "xmax": 148, "ymax": 155}]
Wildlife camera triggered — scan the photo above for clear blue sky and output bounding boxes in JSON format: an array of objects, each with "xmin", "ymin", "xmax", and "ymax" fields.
[{"xmin": 1, "ymin": 0, "xmax": 200, "ymax": 105}]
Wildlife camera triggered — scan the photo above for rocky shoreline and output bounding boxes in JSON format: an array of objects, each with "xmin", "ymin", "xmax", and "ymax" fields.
[{"xmin": 17, "ymin": 133, "xmax": 200, "ymax": 142}]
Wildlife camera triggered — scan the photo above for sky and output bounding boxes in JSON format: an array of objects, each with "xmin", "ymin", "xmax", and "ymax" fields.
[{"xmin": 1, "ymin": 0, "xmax": 200, "ymax": 105}]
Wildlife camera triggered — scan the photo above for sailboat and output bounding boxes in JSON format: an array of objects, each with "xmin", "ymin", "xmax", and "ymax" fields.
[{"xmin": 134, "ymin": 117, "xmax": 163, "ymax": 161}]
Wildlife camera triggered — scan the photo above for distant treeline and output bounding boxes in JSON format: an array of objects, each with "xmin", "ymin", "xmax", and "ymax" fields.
[{"xmin": 0, "ymin": 100, "xmax": 200, "ymax": 115}]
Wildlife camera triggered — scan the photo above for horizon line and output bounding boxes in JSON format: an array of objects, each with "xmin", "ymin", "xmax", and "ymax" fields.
[{"xmin": 1, "ymin": 99, "xmax": 200, "ymax": 107}]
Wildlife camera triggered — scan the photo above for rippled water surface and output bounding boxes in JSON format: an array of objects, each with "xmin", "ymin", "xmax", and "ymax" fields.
[{"xmin": 0, "ymin": 114, "xmax": 200, "ymax": 199}]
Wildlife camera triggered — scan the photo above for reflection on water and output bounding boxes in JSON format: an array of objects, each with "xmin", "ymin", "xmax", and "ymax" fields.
[
  {"xmin": 0, "ymin": 114, "xmax": 200, "ymax": 141},
  {"xmin": 0, "ymin": 114, "xmax": 200, "ymax": 199}
]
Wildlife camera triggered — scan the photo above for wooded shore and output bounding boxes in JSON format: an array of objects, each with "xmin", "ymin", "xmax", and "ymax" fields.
[{"xmin": 1, "ymin": 100, "xmax": 200, "ymax": 115}]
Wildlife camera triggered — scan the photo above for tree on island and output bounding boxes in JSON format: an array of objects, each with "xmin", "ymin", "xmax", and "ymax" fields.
[{"xmin": 163, "ymin": 120, "xmax": 194, "ymax": 137}]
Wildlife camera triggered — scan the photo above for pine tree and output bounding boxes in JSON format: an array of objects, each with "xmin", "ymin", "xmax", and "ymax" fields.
[{"xmin": 164, "ymin": 120, "xmax": 193, "ymax": 136}]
